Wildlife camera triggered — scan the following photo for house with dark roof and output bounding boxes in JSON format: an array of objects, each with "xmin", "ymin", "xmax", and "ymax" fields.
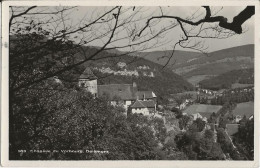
[
  {"xmin": 97, "ymin": 83, "xmax": 157, "ymax": 112},
  {"xmin": 135, "ymin": 91, "xmax": 157, "ymax": 101},
  {"xmin": 97, "ymin": 84, "xmax": 137, "ymax": 110},
  {"xmin": 79, "ymin": 68, "xmax": 157, "ymax": 113},
  {"xmin": 130, "ymin": 99, "xmax": 157, "ymax": 116}
]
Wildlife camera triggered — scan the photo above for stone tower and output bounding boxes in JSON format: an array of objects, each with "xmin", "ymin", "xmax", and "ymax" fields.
[{"xmin": 78, "ymin": 68, "xmax": 98, "ymax": 97}]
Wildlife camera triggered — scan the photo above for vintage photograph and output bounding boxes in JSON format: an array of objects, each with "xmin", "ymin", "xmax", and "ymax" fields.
[{"xmin": 1, "ymin": 1, "xmax": 258, "ymax": 166}]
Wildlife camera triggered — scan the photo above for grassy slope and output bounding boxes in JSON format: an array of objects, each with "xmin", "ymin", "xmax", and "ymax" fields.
[{"xmin": 232, "ymin": 102, "xmax": 254, "ymax": 118}]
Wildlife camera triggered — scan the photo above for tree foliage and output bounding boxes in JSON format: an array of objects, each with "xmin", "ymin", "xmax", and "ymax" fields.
[
  {"xmin": 178, "ymin": 115, "xmax": 192, "ymax": 130},
  {"xmin": 171, "ymin": 107, "xmax": 183, "ymax": 119},
  {"xmin": 175, "ymin": 129, "xmax": 224, "ymax": 160},
  {"xmin": 11, "ymin": 89, "xmax": 167, "ymax": 160},
  {"xmin": 199, "ymin": 68, "xmax": 254, "ymax": 90},
  {"xmin": 190, "ymin": 118, "xmax": 206, "ymax": 132},
  {"xmin": 233, "ymin": 118, "xmax": 254, "ymax": 160}
]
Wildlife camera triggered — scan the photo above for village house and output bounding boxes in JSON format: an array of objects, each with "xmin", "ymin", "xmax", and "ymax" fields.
[
  {"xmin": 98, "ymin": 83, "xmax": 136, "ymax": 110},
  {"xmin": 130, "ymin": 99, "xmax": 157, "ymax": 116},
  {"xmin": 79, "ymin": 68, "xmax": 157, "ymax": 114},
  {"xmin": 135, "ymin": 90, "xmax": 157, "ymax": 102},
  {"xmin": 190, "ymin": 113, "xmax": 208, "ymax": 122}
]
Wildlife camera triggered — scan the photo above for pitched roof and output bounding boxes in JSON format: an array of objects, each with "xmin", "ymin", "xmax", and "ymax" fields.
[
  {"xmin": 97, "ymin": 84, "xmax": 135, "ymax": 100},
  {"xmin": 131, "ymin": 100, "xmax": 146, "ymax": 108},
  {"xmin": 131, "ymin": 100, "xmax": 156, "ymax": 108},
  {"xmin": 191, "ymin": 113, "xmax": 202, "ymax": 118},
  {"xmin": 135, "ymin": 91, "xmax": 156, "ymax": 99},
  {"xmin": 79, "ymin": 68, "xmax": 97, "ymax": 80},
  {"xmin": 141, "ymin": 100, "xmax": 156, "ymax": 108},
  {"xmin": 199, "ymin": 112, "xmax": 212, "ymax": 119},
  {"xmin": 190, "ymin": 112, "xmax": 212, "ymax": 119}
]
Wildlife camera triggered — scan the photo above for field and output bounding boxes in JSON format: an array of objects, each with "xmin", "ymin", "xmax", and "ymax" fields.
[
  {"xmin": 226, "ymin": 124, "xmax": 239, "ymax": 136},
  {"xmin": 183, "ymin": 104, "xmax": 222, "ymax": 114},
  {"xmin": 232, "ymin": 101, "xmax": 254, "ymax": 118}
]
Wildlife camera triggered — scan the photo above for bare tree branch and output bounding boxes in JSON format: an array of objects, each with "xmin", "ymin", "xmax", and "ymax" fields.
[
  {"xmin": 138, "ymin": 6, "xmax": 255, "ymax": 36},
  {"xmin": 9, "ymin": 6, "xmax": 37, "ymax": 31}
]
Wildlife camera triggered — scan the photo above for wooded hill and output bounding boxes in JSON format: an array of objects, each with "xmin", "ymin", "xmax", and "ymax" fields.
[
  {"xmin": 199, "ymin": 68, "xmax": 254, "ymax": 90},
  {"xmin": 59, "ymin": 46, "xmax": 194, "ymax": 103},
  {"xmin": 173, "ymin": 44, "xmax": 254, "ymax": 75},
  {"xmin": 138, "ymin": 44, "xmax": 254, "ymax": 85}
]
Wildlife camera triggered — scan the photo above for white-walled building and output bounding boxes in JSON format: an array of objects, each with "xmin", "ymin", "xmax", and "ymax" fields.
[
  {"xmin": 135, "ymin": 90, "xmax": 157, "ymax": 102},
  {"xmin": 78, "ymin": 68, "xmax": 157, "ymax": 113},
  {"xmin": 130, "ymin": 99, "xmax": 157, "ymax": 116},
  {"xmin": 97, "ymin": 83, "xmax": 157, "ymax": 113},
  {"xmin": 191, "ymin": 113, "xmax": 207, "ymax": 122}
]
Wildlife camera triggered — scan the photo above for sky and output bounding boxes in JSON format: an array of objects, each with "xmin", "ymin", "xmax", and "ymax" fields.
[
  {"xmin": 73, "ymin": 6, "xmax": 255, "ymax": 52},
  {"xmin": 11, "ymin": 6, "xmax": 255, "ymax": 53}
]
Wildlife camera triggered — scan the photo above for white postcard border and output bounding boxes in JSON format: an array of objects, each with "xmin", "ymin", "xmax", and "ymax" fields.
[{"xmin": 1, "ymin": 0, "xmax": 259, "ymax": 167}]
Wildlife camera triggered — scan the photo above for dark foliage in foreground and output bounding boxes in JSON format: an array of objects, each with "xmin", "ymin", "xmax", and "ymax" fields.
[
  {"xmin": 175, "ymin": 129, "xmax": 224, "ymax": 160},
  {"xmin": 10, "ymin": 86, "xmax": 171, "ymax": 160},
  {"xmin": 233, "ymin": 118, "xmax": 254, "ymax": 160}
]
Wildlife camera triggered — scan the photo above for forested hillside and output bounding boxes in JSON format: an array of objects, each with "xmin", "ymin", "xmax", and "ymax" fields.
[
  {"xmin": 139, "ymin": 45, "xmax": 254, "ymax": 86},
  {"xmin": 172, "ymin": 44, "xmax": 254, "ymax": 76},
  {"xmin": 136, "ymin": 50, "xmax": 202, "ymax": 68},
  {"xmin": 199, "ymin": 68, "xmax": 254, "ymax": 90},
  {"xmin": 59, "ymin": 46, "xmax": 194, "ymax": 103}
]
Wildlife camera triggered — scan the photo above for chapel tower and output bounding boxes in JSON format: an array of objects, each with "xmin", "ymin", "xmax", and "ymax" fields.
[{"xmin": 78, "ymin": 68, "xmax": 98, "ymax": 97}]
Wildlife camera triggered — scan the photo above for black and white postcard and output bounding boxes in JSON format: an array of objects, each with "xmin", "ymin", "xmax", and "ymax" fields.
[{"xmin": 1, "ymin": 0, "xmax": 259, "ymax": 167}]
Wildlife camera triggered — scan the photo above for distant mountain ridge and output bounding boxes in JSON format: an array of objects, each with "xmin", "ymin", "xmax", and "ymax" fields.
[
  {"xmin": 136, "ymin": 50, "xmax": 202, "ymax": 68},
  {"xmin": 136, "ymin": 44, "xmax": 254, "ymax": 85},
  {"xmin": 173, "ymin": 44, "xmax": 254, "ymax": 74}
]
